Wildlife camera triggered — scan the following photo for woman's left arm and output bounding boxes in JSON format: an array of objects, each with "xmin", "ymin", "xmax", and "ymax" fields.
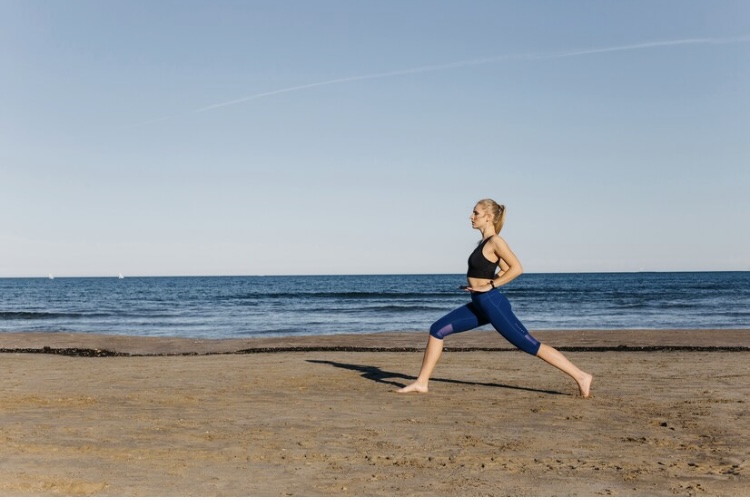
[
  {"xmin": 491, "ymin": 236, "xmax": 523, "ymax": 287},
  {"xmin": 496, "ymin": 258, "xmax": 509, "ymax": 278}
]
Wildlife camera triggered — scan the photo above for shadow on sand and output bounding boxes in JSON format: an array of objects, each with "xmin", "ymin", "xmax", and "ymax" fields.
[{"xmin": 306, "ymin": 359, "xmax": 565, "ymax": 395}]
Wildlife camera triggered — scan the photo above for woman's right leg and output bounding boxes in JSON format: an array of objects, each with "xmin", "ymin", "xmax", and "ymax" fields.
[
  {"xmin": 396, "ymin": 335, "xmax": 444, "ymax": 393},
  {"xmin": 397, "ymin": 303, "xmax": 485, "ymax": 393}
]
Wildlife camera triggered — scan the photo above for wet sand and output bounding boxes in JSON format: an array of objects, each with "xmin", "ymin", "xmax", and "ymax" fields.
[{"xmin": 1, "ymin": 330, "xmax": 748, "ymax": 496}]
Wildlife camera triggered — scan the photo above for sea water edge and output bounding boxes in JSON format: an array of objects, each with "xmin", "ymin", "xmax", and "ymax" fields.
[{"xmin": 0, "ymin": 272, "xmax": 748, "ymax": 339}]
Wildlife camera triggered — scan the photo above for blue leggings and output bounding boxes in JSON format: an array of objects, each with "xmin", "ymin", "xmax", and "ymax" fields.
[{"xmin": 429, "ymin": 289, "xmax": 541, "ymax": 355}]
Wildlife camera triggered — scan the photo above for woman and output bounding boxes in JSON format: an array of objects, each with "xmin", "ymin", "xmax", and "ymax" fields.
[{"xmin": 397, "ymin": 199, "xmax": 592, "ymax": 398}]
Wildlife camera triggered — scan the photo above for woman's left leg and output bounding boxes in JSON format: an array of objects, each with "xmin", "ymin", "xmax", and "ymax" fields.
[
  {"xmin": 536, "ymin": 344, "xmax": 592, "ymax": 398},
  {"xmin": 475, "ymin": 291, "xmax": 592, "ymax": 397}
]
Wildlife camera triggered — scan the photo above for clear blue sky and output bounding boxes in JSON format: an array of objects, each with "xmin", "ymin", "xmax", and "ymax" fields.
[{"xmin": 1, "ymin": 0, "xmax": 748, "ymax": 277}]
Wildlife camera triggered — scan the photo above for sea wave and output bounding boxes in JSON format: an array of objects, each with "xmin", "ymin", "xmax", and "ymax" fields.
[
  {"xmin": 220, "ymin": 291, "xmax": 460, "ymax": 300},
  {"xmin": 0, "ymin": 311, "xmax": 106, "ymax": 320},
  {"xmin": 2, "ymin": 272, "xmax": 749, "ymax": 337}
]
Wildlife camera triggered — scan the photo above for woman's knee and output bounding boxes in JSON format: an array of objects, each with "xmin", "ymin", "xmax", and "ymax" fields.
[
  {"xmin": 520, "ymin": 336, "xmax": 542, "ymax": 356},
  {"xmin": 429, "ymin": 322, "xmax": 454, "ymax": 340},
  {"xmin": 498, "ymin": 324, "xmax": 540, "ymax": 355}
]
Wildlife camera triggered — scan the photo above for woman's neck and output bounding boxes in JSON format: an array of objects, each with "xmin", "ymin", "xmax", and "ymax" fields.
[{"xmin": 480, "ymin": 227, "xmax": 495, "ymax": 240}]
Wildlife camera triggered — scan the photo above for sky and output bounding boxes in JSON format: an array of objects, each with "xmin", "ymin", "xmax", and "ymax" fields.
[{"xmin": 1, "ymin": 0, "xmax": 749, "ymax": 277}]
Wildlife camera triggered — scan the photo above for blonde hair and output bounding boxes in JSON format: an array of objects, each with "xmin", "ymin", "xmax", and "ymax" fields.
[{"xmin": 477, "ymin": 198, "xmax": 506, "ymax": 234}]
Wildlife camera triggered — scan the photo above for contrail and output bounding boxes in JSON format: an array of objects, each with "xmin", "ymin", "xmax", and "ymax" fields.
[{"xmin": 130, "ymin": 35, "xmax": 750, "ymax": 127}]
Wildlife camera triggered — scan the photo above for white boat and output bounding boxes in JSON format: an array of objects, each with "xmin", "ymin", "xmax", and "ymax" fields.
[
  {"xmin": 118, "ymin": 273, "xmax": 124, "ymax": 279},
  {"xmin": 48, "ymin": 274, "xmax": 54, "ymax": 280}
]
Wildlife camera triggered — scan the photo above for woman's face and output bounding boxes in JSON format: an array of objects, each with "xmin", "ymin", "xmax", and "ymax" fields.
[{"xmin": 470, "ymin": 204, "xmax": 490, "ymax": 229}]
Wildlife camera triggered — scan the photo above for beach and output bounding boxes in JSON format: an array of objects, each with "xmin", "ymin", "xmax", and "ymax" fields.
[{"xmin": 1, "ymin": 330, "xmax": 748, "ymax": 496}]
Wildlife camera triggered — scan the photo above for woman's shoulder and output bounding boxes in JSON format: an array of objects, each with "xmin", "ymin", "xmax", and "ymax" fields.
[
  {"xmin": 487, "ymin": 234, "xmax": 507, "ymax": 245},
  {"xmin": 486, "ymin": 235, "xmax": 511, "ymax": 251}
]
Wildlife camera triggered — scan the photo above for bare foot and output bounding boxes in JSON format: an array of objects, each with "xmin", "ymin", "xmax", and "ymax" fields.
[
  {"xmin": 578, "ymin": 373, "xmax": 593, "ymax": 398},
  {"xmin": 396, "ymin": 381, "xmax": 429, "ymax": 394}
]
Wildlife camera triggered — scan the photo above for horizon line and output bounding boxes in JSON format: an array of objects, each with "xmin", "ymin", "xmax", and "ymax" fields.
[{"xmin": 2, "ymin": 270, "xmax": 748, "ymax": 279}]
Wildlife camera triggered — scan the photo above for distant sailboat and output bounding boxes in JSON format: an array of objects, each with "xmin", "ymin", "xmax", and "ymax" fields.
[
  {"xmin": 118, "ymin": 273, "xmax": 124, "ymax": 279},
  {"xmin": 48, "ymin": 274, "xmax": 54, "ymax": 280}
]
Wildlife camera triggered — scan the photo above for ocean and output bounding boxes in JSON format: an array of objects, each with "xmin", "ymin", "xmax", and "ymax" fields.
[{"xmin": 1, "ymin": 272, "xmax": 749, "ymax": 339}]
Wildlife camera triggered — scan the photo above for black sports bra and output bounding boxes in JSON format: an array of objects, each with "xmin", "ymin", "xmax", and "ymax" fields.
[{"xmin": 467, "ymin": 238, "xmax": 498, "ymax": 279}]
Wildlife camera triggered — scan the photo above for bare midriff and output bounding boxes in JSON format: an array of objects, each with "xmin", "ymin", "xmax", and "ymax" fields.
[{"xmin": 466, "ymin": 276, "xmax": 495, "ymax": 289}]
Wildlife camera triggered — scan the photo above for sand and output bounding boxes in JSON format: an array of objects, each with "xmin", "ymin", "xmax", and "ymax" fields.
[{"xmin": 0, "ymin": 329, "xmax": 748, "ymax": 496}]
